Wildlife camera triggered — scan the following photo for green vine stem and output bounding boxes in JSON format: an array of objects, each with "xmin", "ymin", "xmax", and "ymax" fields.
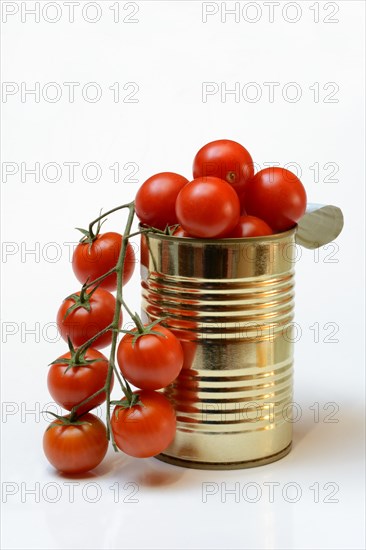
[
  {"xmin": 121, "ymin": 299, "xmax": 145, "ymax": 333},
  {"xmin": 104, "ymin": 201, "xmax": 136, "ymax": 446},
  {"xmin": 126, "ymin": 227, "xmax": 165, "ymax": 239},
  {"xmin": 69, "ymin": 387, "xmax": 106, "ymax": 423},
  {"xmin": 88, "ymin": 203, "xmax": 131, "ymax": 240},
  {"xmin": 67, "ymin": 202, "xmax": 136, "ymax": 451},
  {"xmin": 84, "ymin": 266, "xmax": 117, "ymax": 290},
  {"xmin": 73, "ymin": 324, "xmax": 113, "ymax": 364}
]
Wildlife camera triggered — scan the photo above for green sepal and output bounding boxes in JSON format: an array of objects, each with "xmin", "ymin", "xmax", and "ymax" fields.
[
  {"xmin": 146, "ymin": 317, "xmax": 169, "ymax": 329},
  {"xmin": 75, "ymin": 213, "xmax": 106, "ymax": 247},
  {"xmin": 131, "ymin": 329, "xmax": 166, "ymax": 347},
  {"xmin": 48, "ymin": 337, "xmax": 105, "ymax": 372},
  {"xmin": 75, "ymin": 227, "xmax": 91, "ymax": 240},
  {"xmin": 63, "ymin": 292, "xmax": 91, "ymax": 319},
  {"xmin": 63, "ymin": 282, "xmax": 101, "ymax": 320},
  {"xmin": 130, "ymin": 316, "xmax": 169, "ymax": 346},
  {"xmin": 165, "ymin": 224, "xmax": 180, "ymax": 236},
  {"xmin": 111, "ymin": 395, "xmax": 144, "ymax": 417},
  {"xmin": 44, "ymin": 411, "xmax": 92, "ymax": 430}
]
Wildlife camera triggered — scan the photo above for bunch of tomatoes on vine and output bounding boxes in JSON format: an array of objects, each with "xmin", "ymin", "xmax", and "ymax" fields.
[{"xmin": 43, "ymin": 139, "xmax": 307, "ymax": 474}]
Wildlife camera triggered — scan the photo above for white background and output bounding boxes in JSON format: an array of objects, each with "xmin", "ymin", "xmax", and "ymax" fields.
[{"xmin": 1, "ymin": 1, "xmax": 365, "ymax": 549}]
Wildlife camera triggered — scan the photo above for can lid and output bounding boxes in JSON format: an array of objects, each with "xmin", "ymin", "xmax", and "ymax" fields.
[{"xmin": 295, "ymin": 204, "xmax": 344, "ymax": 249}]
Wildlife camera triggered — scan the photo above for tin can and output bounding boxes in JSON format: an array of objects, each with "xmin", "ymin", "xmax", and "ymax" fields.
[{"xmin": 140, "ymin": 228, "xmax": 297, "ymax": 469}]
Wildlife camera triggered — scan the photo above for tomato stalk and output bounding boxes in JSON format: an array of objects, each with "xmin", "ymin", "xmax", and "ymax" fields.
[
  {"xmin": 63, "ymin": 282, "xmax": 101, "ymax": 318},
  {"xmin": 121, "ymin": 298, "xmax": 145, "ymax": 334},
  {"xmin": 87, "ymin": 203, "xmax": 133, "ymax": 240},
  {"xmin": 104, "ymin": 201, "xmax": 136, "ymax": 449},
  {"xmin": 68, "ymin": 387, "xmax": 106, "ymax": 423},
  {"xmin": 83, "ymin": 266, "xmax": 117, "ymax": 290},
  {"xmin": 49, "ymin": 337, "xmax": 105, "ymax": 372},
  {"xmin": 51, "ymin": 202, "xmax": 168, "ymax": 446},
  {"xmin": 72, "ymin": 324, "xmax": 113, "ymax": 364},
  {"xmin": 124, "ymin": 226, "xmax": 164, "ymax": 239}
]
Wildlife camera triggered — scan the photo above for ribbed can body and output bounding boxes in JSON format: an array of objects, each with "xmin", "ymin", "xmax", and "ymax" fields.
[{"xmin": 140, "ymin": 229, "xmax": 296, "ymax": 469}]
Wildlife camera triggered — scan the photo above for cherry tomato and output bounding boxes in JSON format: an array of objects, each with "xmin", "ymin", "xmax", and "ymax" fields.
[
  {"xmin": 175, "ymin": 177, "xmax": 240, "ymax": 238},
  {"xmin": 111, "ymin": 390, "xmax": 176, "ymax": 458},
  {"xmin": 72, "ymin": 232, "xmax": 135, "ymax": 291},
  {"xmin": 135, "ymin": 172, "xmax": 189, "ymax": 230},
  {"xmin": 57, "ymin": 288, "xmax": 120, "ymax": 349},
  {"xmin": 117, "ymin": 324, "xmax": 184, "ymax": 390},
  {"xmin": 244, "ymin": 167, "xmax": 307, "ymax": 232},
  {"xmin": 47, "ymin": 348, "xmax": 113, "ymax": 415},
  {"xmin": 193, "ymin": 139, "xmax": 254, "ymax": 203},
  {"xmin": 229, "ymin": 215, "xmax": 273, "ymax": 238},
  {"xmin": 43, "ymin": 413, "xmax": 108, "ymax": 474}
]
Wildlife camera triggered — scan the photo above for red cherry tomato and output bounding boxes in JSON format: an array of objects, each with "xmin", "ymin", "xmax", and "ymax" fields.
[
  {"xmin": 229, "ymin": 215, "xmax": 273, "ymax": 238},
  {"xmin": 135, "ymin": 172, "xmax": 189, "ymax": 230},
  {"xmin": 43, "ymin": 413, "xmax": 108, "ymax": 474},
  {"xmin": 57, "ymin": 288, "xmax": 120, "ymax": 349},
  {"xmin": 193, "ymin": 139, "xmax": 254, "ymax": 203},
  {"xmin": 47, "ymin": 348, "xmax": 113, "ymax": 415},
  {"xmin": 244, "ymin": 167, "xmax": 307, "ymax": 232},
  {"xmin": 175, "ymin": 177, "xmax": 240, "ymax": 238},
  {"xmin": 111, "ymin": 390, "xmax": 176, "ymax": 458},
  {"xmin": 117, "ymin": 324, "xmax": 184, "ymax": 390},
  {"xmin": 72, "ymin": 232, "xmax": 135, "ymax": 291}
]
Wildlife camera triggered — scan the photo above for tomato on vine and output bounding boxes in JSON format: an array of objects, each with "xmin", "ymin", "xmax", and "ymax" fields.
[
  {"xmin": 111, "ymin": 390, "xmax": 176, "ymax": 458},
  {"xmin": 72, "ymin": 231, "xmax": 135, "ymax": 291},
  {"xmin": 43, "ymin": 413, "xmax": 108, "ymax": 474},
  {"xmin": 56, "ymin": 285, "xmax": 121, "ymax": 349},
  {"xmin": 48, "ymin": 346, "xmax": 113, "ymax": 415},
  {"xmin": 117, "ymin": 323, "xmax": 183, "ymax": 390}
]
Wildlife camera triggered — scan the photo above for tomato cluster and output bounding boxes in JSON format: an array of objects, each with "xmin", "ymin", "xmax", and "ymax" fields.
[
  {"xmin": 135, "ymin": 139, "xmax": 307, "ymax": 237},
  {"xmin": 44, "ymin": 218, "xmax": 182, "ymax": 475}
]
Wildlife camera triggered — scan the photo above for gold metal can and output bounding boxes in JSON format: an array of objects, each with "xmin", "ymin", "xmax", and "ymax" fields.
[{"xmin": 140, "ymin": 228, "xmax": 297, "ymax": 469}]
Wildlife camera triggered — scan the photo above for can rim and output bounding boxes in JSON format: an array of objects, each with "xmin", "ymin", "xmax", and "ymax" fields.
[{"xmin": 139, "ymin": 224, "xmax": 298, "ymax": 244}]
